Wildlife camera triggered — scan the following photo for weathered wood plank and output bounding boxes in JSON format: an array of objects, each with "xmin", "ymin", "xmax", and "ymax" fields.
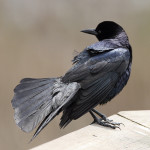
[
  {"xmin": 118, "ymin": 110, "xmax": 150, "ymax": 129},
  {"xmin": 30, "ymin": 111, "xmax": 150, "ymax": 150}
]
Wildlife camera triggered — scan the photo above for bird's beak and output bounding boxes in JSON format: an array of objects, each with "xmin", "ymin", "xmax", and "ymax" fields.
[{"xmin": 81, "ymin": 29, "xmax": 98, "ymax": 35}]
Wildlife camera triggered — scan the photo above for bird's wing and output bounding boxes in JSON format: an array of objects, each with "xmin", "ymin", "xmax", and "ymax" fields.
[
  {"xmin": 60, "ymin": 48, "xmax": 130, "ymax": 126},
  {"xmin": 63, "ymin": 47, "xmax": 130, "ymax": 83},
  {"xmin": 71, "ymin": 39, "xmax": 120, "ymax": 65},
  {"xmin": 72, "ymin": 50, "xmax": 90, "ymax": 64}
]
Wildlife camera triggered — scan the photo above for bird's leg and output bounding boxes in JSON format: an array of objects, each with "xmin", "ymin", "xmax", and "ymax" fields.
[
  {"xmin": 90, "ymin": 109, "xmax": 123, "ymax": 129},
  {"xmin": 89, "ymin": 110, "xmax": 99, "ymax": 124},
  {"xmin": 91, "ymin": 109, "xmax": 109, "ymax": 121},
  {"xmin": 89, "ymin": 110, "xmax": 119, "ymax": 129}
]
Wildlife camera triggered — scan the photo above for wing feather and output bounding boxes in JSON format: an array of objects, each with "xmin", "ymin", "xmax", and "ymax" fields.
[{"xmin": 60, "ymin": 48, "xmax": 130, "ymax": 127}]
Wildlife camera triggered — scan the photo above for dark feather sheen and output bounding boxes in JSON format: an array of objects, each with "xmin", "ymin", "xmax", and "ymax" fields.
[{"xmin": 11, "ymin": 21, "xmax": 132, "ymax": 139}]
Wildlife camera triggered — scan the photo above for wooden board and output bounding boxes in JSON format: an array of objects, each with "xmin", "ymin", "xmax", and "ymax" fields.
[
  {"xmin": 118, "ymin": 110, "xmax": 150, "ymax": 129},
  {"xmin": 30, "ymin": 110, "xmax": 150, "ymax": 150}
]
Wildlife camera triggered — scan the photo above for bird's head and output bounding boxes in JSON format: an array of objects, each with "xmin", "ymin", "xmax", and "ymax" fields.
[{"xmin": 81, "ymin": 21, "xmax": 127, "ymax": 41}]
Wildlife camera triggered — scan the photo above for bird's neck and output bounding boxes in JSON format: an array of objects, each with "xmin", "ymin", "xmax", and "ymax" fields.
[{"xmin": 115, "ymin": 31, "xmax": 129, "ymax": 48}]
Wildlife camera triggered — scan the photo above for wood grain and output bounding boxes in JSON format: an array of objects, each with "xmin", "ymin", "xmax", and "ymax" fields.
[{"xmin": 30, "ymin": 110, "xmax": 150, "ymax": 150}]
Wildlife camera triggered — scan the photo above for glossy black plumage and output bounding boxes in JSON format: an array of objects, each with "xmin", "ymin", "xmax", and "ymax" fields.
[{"xmin": 11, "ymin": 21, "xmax": 132, "ymax": 140}]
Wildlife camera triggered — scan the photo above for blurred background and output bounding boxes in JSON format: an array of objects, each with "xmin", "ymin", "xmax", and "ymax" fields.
[{"xmin": 1, "ymin": 0, "xmax": 150, "ymax": 149}]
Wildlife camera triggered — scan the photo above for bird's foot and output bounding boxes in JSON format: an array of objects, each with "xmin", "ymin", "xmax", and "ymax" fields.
[
  {"xmin": 92, "ymin": 118, "xmax": 121, "ymax": 129},
  {"xmin": 90, "ymin": 109, "xmax": 123, "ymax": 129}
]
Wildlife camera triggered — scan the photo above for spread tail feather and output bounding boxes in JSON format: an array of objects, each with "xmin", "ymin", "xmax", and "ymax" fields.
[
  {"xmin": 11, "ymin": 78, "xmax": 80, "ymax": 140},
  {"xmin": 12, "ymin": 78, "xmax": 56, "ymax": 132}
]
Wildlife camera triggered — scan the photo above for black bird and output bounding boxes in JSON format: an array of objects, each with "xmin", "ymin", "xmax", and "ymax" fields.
[{"xmin": 11, "ymin": 21, "xmax": 132, "ymax": 141}]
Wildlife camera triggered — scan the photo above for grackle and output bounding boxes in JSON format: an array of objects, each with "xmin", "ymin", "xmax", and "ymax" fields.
[{"xmin": 11, "ymin": 21, "xmax": 132, "ymax": 141}]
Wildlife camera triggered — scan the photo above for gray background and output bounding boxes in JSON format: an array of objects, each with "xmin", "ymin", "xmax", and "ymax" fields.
[{"xmin": 0, "ymin": 1, "xmax": 150, "ymax": 149}]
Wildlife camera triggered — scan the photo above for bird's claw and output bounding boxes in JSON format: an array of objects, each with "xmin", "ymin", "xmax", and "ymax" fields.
[
  {"xmin": 106, "ymin": 119, "xmax": 123, "ymax": 126},
  {"xmin": 92, "ymin": 117, "xmax": 123, "ymax": 130},
  {"xmin": 89, "ymin": 109, "xmax": 124, "ymax": 129}
]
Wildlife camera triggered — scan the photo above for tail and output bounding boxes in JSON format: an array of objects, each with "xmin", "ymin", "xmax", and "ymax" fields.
[{"xmin": 11, "ymin": 78, "xmax": 80, "ymax": 141}]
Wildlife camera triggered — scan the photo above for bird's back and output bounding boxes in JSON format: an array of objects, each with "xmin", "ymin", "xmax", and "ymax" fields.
[{"xmin": 60, "ymin": 42, "xmax": 132, "ymax": 127}]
